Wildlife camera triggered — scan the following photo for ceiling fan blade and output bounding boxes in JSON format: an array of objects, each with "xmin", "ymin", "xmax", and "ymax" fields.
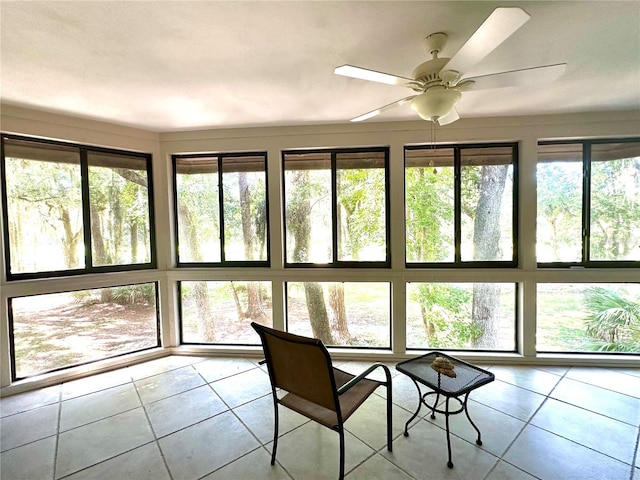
[
  {"xmin": 350, "ymin": 95, "xmax": 416, "ymax": 122},
  {"xmin": 335, "ymin": 65, "xmax": 414, "ymax": 87},
  {"xmin": 437, "ymin": 107, "xmax": 460, "ymax": 126},
  {"xmin": 465, "ymin": 63, "xmax": 567, "ymax": 90},
  {"xmin": 442, "ymin": 7, "xmax": 530, "ymax": 76}
]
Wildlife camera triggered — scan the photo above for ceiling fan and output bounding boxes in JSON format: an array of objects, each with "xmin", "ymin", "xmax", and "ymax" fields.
[{"xmin": 334, "ymin": 7, "xmax": 566, "ymax": 125}]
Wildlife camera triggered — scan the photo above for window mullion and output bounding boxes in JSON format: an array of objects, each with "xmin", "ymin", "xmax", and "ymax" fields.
[
  {"xmin": 80, "ymin": 149, "xmax": 93, "ymax": 269},
  {"xmin": 454, "ymin": 147, "xmax": 462, "ymax": 264},
  {"xmin": 582, "ymin": 142, "xmax": 591, "ymax": 263},
  {"xmin": 218, "ymin": 156, "xmax": 226, "ymax": 262},
  {"xmin": 331, "ymin": 152, "xmax": 338, "ymax": 263}
]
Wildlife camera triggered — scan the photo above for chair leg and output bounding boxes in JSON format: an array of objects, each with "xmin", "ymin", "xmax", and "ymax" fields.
[
  {"xmin": 338, "ymin": 427, "xmax": 345, "ymax": 480},
  {"xmin": 386, "ymin": 379, "xmax": 393, "ymax": 452},
  {"xmin": 271, "ymin": 399, "xmax": 279, "ymax": 465}
]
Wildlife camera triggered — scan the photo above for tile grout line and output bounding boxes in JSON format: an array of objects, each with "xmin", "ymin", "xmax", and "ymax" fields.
[
  {"xmin": 51, "ymin": 387, "xmax": 62, "ymax": 480},
  {"xmin": 480, "ymin": 367, "xmax": 570, "ymax": 480},
  {"xmin": 133, "ymin": 371, "xmax": 175, "ymax": 480},
  {"xmin": 631, "ymin": 425, "xmax": 640, "ymax": 480}
]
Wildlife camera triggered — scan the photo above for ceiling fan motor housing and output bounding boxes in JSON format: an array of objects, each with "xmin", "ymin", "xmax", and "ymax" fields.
[{"xmin": 411, "ymin": 57, "xmax": 451, "ymax": 90}]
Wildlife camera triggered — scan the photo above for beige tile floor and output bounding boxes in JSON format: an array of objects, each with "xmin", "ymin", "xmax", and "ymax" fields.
[{"xmin": 1, "ymin": 356, "xmax": 639, "ymax": 480}]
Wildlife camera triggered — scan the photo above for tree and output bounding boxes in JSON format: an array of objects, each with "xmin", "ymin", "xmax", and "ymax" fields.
[
  {"xmin": 6, "ymin": 158, "xmax": 83, "ymax": 270},
  {"xmin": 470, "ymin": 165, "xmax": 509, "ymax": 348},
  {"xmin": 177, "ymin": 185, "xmax": 216, "ymax": 342},
  {"xmin": 536, "ymin": 162, "xmax": 582, "ymax": 259},
  {"xmin": 286, "ymin": 170, "xmax": 333, "ymax": 344},
  {"xmin": 237, "ymin": 171, "xmax": 266, "ymax": 319},
  {"xmin": 405, "ymin": 166, "xmax": 454, "ymax": 262},
  {"xmin": 590, "ymin": 157, "xmax": 640, "ymax": 260},
  {"xmin": 583, "ymin": 286, "xmax": 640, "ymax": 352}
]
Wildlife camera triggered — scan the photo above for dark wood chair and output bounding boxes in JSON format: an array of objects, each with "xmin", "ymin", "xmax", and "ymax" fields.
[{"xmin": 251, "ymin": 322, "xmax": 393, "ymax": 479}]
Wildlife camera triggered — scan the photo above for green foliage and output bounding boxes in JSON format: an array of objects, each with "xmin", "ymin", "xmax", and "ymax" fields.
[
  {"xmin": 413, "ymin": 284, "xmax": 483, "ymax": 348},
  {"xmin": 583, "ymin": 286, "xmax": 640, "ymax": 352},
  {"xmin": 405, "ymin": 167, "xmax": 454, "ymax": 262},
  {"xmin": 336, "ymin": 167, "xmax": 385, "ymax": 259},
  {"xmin": 107, "ymin": 284, "xmax": 156, "ymax": 306},
  {"xmin": 590, "ymin": 157, "xmax": 640, "ymax": 259}
]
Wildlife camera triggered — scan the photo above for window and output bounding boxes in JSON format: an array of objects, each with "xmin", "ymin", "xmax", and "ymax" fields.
[
  {"xmin": 180, "ymin": 280, "xmax": 272, "ymax": 344},
  {"xmin": 406, "ymin": 282, "xmax": 516, "ymax": 351},
  {"xmin": 405, "ymin": 143, "xmax": 517, "ymax": 266},
  {"xmin": 537, "ymin": 283, "xmax": 640, "ymax": 354},
  {"xmin": 9, "ymin": 283, "xmax": 160, "ymax": 380},
  {"xmin": 537, "ymin": 139, "xmax": 640, "ymax": 266},
  {"xmin": 283, "ymin": 148, "xmax": 389, "ymax": 266},
  {"xmin": 1, "ymin": 135, "xmax": 155, "ymax": 279},
  {"xmin": 173, "ymin": 153, "xmax": 268, "ymax": 266},
  {"xmin": 286, "ymin": 282, "xmax": 391, "ymax": 349}
]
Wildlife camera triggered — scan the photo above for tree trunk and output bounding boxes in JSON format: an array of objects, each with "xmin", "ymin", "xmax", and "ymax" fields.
[
  {"xmin": 329, "ymin": 283, "xmax": 350, "ymax": 342},
  {"xmin": 111, "ymin": 182, "xmax": 123, "ymax": 262},
  {"xmin": 288, "ymin": 170, "xmax": 333, "ymax": 343},
  {"xmin": 245, "ymin": 282, "xmax": 265, "ymax": 318},
  {"xmin": 230, "ymin": 282, "xmax": 245, "ymax": 319},
  {"xmin": 130, "ymin": 221, "xmax": 138, "ymax": 263},
  {"xmin": 472, "ymin": 165, "xmax": 508, "ymax": 348},
  {"xmin": 179, "ymin": 202, "xmax": 215, "ymax": 341},
  {"xmin": 90, "ymin": 202, "xmax": 107, "ymax": 265},
  {"xmin": 239, "ymin": 172, "xmax": 254, "ymax": 259},
  {"xmin": 304, "ymin": 282, "xmax": 333, "ymax": 344},
  {"xmin": 193, "ymin": 281, "xmax": 216, "ymax": 342},
  {"xmin": 238, "ymin": 172, "xmax": 265, "ymax": 319},
  {"xmin": 420, "ymin": 303, "xmax": 436, "ymax": 342},
  {"xmin": 59, "ymin": 207, "xmax": 81, "ymax": 269}
]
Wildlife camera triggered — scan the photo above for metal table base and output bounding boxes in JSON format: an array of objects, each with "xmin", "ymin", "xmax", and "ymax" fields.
[
  {"xmin": 396, "ymin": 352, "xmax": 495, "ymax": 469},
  {"xmin": 403, "ymin": 378, "xmax": 483, "ymax": 468}
]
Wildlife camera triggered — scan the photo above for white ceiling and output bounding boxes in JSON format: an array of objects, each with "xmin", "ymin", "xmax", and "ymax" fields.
[{"xmin": 1, "ymin": 1, "xmax": 639, "ymax": 132}]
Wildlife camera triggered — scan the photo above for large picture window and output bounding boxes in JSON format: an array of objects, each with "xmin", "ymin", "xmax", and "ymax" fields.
[
  {"xmin": 1, "ymin": 135, "xmax": 155, "ymax": 279},
  {"xmin": 286, "ymin": 282, "xmax": 391, "ymax": 349},
  {"xmin": 9, "ymin": 283, "xmax": 160, "ymax": 380},
  {"xmin": 537, "ymin": 283, "xmax": 640, "ymax": 354},
  {"xmin": 283, "ymin": 148, "xmax": 389, "ymax": 267},
  {"xmin": 406, "ymin": 282, "xmax": 516, "ymax": 351},
  {"xmin": 173, "ymin": 153, "xmax": 268, "ymax": 266},
  {"xmin": 180, "ymin": 280, "xmax": 272, "ymax": 344},
  {"xmin": 537, "ymin": 139, "xmax": 640, "ymax": 266},
  {"xmin": 405, "ymin": 143, "xmax": 517, "ymax": 266}
]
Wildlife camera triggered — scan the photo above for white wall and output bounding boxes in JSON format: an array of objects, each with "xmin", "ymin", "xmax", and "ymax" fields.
[{"xmin": 2, "ymin": 105, "xmax": 639, "ymax": 394}]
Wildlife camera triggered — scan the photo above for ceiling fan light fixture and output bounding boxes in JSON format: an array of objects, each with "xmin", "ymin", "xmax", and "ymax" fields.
[{"xmin": 410, "ymin": 87, "xmax": 461, "ymax": 122}]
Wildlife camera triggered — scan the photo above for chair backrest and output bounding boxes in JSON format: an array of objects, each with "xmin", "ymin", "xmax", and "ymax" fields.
[{"xmin": 252, "ymin": 322, "xmax": 339, "ymax": 412}]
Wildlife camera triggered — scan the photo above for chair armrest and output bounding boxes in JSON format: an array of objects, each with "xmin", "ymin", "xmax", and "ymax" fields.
[{"xmin": 337, "ymin": 363, "xmax": 392, "ymax": 395}]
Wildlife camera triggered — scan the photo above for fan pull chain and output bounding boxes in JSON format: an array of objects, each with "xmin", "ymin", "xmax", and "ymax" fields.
[{"xmin": 429, "ymin": 121, "xmax": 438, "ymax": 174}]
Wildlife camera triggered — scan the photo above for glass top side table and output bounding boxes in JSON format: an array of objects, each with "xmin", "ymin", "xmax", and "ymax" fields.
[{"xmin": 396, "ymin": 352, "xmax": 495, "ymax": 468}]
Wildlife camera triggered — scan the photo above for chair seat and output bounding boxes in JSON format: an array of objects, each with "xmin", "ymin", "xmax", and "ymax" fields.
[{"xmin": 280, "ymin": 367, "xmax": 381, "ymax": 429}]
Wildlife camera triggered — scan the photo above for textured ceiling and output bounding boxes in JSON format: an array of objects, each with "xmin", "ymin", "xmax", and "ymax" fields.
[{"xmin": 1, "ymin": 1, "xmax": 639, "ymax": 132}]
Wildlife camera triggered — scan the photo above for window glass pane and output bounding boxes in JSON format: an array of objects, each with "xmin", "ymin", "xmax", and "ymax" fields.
[
  {"xmin": 3, "ymin": 139, "xmax": 84, "ymax": 274},
  {"xmin": 405, "ymin": 148, "xmax": 455, "ymax": 262},
  {"xmin": 175, "ymin": 157, "xmax": 221, "ymax": 262},
  {"xmin": 88, "ymin": 152, "xmax": 151, "ymax": 266},
  {"xmin": 461, "ymin": 147, "xmax": 514, "ymax": 261},
  {"xmin": 284, "ymin": 153, "xmax": 332, "ymax": 263},
  {"xmin": 286, "ymin": 282, "xmax": 390, "ymax": 348},
  {"xmin": 590, "ymin": 143, "xmax": 640, "ymax": 261},
  {"xmin": 180, "ymin": 281, "xmax": 272, "ymax": 344},
  {"xmin": 537, "ymin": 283, "xmax": 640, "ymax": 353},
  {"xmin": 406, "ymin": 282, "xmax": 516, "ymax": 350},
  {"xmin": 222, "ymin": 156, "xmax": 268, "ymax": 261},
  {"xmin": 336, "ymin": 152, "xmax": 386, "ymax": 261},
  {"xmin": 536, "ymin": 143, "xmax": 583, "ymax": 262},
  {"xmin": 10, "ymin": 283, "xmax": 159, "ymax": 379}
]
